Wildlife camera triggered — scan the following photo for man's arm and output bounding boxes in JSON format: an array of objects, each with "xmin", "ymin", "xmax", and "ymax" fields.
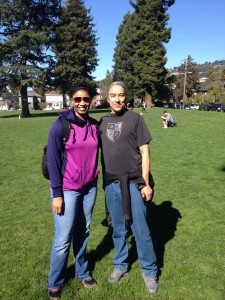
[{"xmin": 139, "ymin": 144, "xmax": 153, "ymax": 201}]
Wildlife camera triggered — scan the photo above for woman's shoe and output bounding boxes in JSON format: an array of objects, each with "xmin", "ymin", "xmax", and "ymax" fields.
[
  {"xmin": 48, "ymin": 288, "xmax": 61, "ymax": 300},
  {"xmin": 81, "ymin": 276, "xmax": 97, "ymax": 288}
]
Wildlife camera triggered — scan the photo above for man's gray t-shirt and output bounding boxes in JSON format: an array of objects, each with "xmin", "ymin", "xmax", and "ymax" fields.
[{"xmin": 99, "ymin": 109, "xmax": 152, "ymax": 175}]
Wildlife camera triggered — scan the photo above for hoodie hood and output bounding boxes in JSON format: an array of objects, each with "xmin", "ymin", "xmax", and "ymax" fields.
[
  {"xmin": 58, "ymin": 108, "xmax": 87, "ymax": 125},
  {"xmin": 59, "ymin": 108, "xmax": 95, "ymax": 142}
]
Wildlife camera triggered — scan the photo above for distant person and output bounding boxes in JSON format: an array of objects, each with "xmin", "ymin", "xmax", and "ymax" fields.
[
  {"xmin": 99, "ymin": 81, "xmax": 158, "ymax": 294},
  {"xmin": 141, "ymin": 101, "xmax": 147, "ymax": 113},
  {"xmin": 46, "ymin": 82, "xmax": 99, "ymax": 300},
  {"xmin": 161, "ymin": 111, "xmax": 176, "ymax": 128}
]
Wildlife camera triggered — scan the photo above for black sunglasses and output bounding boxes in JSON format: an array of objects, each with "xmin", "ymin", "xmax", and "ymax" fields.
[{"xmin": 72, "ymin": 97, "xmax": 91, "ymax": 103}]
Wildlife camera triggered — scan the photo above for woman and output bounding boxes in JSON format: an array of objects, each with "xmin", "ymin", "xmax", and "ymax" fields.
[{"xmin": 46, "ymin": 82, "xmax": 99, "ymax": 300}]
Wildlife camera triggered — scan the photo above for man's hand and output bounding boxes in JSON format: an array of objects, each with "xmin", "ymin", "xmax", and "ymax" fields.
[
  {"xmin": 52, "ymin": 197, "xmax": 64, "ymax": 214},
  {"xmin": 141, "ymin": 185, "xmax": 153, "ymax": 202}
]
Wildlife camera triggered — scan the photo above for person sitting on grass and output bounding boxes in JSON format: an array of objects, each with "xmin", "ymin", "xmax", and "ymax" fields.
[{"xmin": 161, "ymin": 111, "xmax": 176, "ymax": 128}]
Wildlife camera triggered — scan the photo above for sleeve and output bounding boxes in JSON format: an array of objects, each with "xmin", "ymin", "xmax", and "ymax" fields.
[
  {"xmin": 136, "ymin": 115, "xmax": 152, "ymax": 147},
  {"xmin": 47, "ymin": 118, "xmax": 64, "ymax": 198}
]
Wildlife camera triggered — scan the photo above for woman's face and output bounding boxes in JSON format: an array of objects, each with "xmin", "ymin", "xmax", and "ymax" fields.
[{"xmin": 71, "ymin": 89, "xmax": 91, "ymax": 120}]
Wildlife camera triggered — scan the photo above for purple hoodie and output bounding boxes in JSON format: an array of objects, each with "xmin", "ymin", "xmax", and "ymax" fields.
[{"xmin": 47, "ymin": 109, "xmax": 100, "ymax": 198}]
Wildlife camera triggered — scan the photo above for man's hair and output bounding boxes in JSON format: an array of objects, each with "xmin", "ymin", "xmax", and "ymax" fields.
[
  {"xmin": 107, "ymin": 81, "xmax": 128, "ymax": 96},
  {"xmin": 70, "ymin": 81, "xmax": 98, "ymax": 99}
]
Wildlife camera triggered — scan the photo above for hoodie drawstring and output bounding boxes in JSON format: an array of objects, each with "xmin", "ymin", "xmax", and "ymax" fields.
[
  {"xmin": 83, "ymin": 121, "xmax": 96, "ymax": 141},
  {"xmin": 70, "ymin": 126, "xmax": 76, "ymax": 144}
]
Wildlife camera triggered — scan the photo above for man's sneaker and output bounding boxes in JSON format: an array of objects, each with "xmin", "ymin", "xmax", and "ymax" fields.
[
  {"xmin": 142, "ymin": 274, "xmax": 158, "ymax": 294},
  {"xmin": 81, "ymin": 276, "xmax": 97, "ymax": 288},
  {"xmin": 48, "ymin": 288, "xmax": 61, "ymax": 300},
  {"xmin": 108, "ymin": 269, "xmax": 127, "ymax": 284}
]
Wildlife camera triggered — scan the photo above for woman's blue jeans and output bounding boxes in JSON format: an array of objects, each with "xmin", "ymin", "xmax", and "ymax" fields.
[
  {"xmin": 105, "ymin": 182, "xmax": 157, "ymax": 278},
  {"xmin": 47, "ymin": 181, "xmax": 97, "ymax": 289}
]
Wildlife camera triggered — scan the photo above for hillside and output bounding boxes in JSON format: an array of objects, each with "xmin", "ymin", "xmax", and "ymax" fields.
[{"xmin": 169, "ymin": 60, "xmax": 225, "ymax": 77}]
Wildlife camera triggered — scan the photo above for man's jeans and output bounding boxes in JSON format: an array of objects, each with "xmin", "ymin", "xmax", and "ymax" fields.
[
  {"xmin": 47, "ymin": 181, "xmax": 97, "ymax": 289},
  {"xmin": 105, "ymin": 182, "xmax": 157, "ymax": 278}
]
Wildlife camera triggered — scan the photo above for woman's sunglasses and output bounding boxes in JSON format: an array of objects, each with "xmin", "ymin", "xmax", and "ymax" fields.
[{"xmin": 72, "ymin": 97, "xmax": 91, "ymax": 103}]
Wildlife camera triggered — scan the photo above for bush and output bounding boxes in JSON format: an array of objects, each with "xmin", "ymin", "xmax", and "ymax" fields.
[{"xmin": 38, "ymin": 102, "xmax": 47, "ymax": 110}]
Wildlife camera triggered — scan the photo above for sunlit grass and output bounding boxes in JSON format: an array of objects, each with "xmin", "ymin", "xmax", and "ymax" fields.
[{"xmin": 0, "ymin": 108, "xmax": 225, "ymax": 299}]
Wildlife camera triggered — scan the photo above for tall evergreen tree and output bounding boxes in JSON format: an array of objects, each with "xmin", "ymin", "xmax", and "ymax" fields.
[
  {"xmin": 113, "ymin": 12, "xmax": 138, "ymax": 100},
  {"xmin": 98, "ymin": 70, "xmax": 113, "ymax": 100},
  {"xmin": 113, "ymin": 0, "xmax": 175, "ymax": 105},
  {"xmin": 53, "ymin": 0, "xmax": 98, "ymax": 95},
  {"xmin": 0, "ymin": 0, "xmax": 61, "ymax": 116}
]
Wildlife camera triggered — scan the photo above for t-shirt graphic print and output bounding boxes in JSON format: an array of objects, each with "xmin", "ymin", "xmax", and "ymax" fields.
[{"xmin": 106, "ymin": 122, "xmax": 123, "ymax": 142}]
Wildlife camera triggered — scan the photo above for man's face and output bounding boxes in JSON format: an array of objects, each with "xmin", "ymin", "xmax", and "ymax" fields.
[{"xmin": 107, "ymin": 85, "xmax": 126, "ymax": 114}]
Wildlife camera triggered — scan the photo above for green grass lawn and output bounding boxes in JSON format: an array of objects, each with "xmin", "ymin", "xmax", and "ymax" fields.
[{"xmin": 0, "ymin": 108, "xmax": 225, "ymax": 300}]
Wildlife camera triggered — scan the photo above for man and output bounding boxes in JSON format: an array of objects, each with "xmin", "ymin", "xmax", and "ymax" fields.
[
  {"xmin": 161, "ymin": 111, "xmax": 176, "ymax": 128},
  {"xmin": 99, "ymin": 81, "xmax": 158, "ymax": 294}
]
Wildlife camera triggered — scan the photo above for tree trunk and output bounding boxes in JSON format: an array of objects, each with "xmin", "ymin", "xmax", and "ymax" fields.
[
  {"xmin": 63, "ymin": 94, "xmax": 67, "ymax": 107},
  {"xmin": 144, "ymin": 91, "xmax": 153, "ymax": 107},
  {"xmin": 21, "ymin": 84, "xmax": 30, "ymax": 117}
]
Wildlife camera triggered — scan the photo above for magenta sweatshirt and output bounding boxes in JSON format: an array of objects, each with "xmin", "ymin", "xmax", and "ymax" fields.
[{"xmin": 47, "ymin": 109, "xmax": 100, "ymax": 198}]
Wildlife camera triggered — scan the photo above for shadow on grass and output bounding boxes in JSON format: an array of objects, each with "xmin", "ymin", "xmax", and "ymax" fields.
[
  {"xmin": 127, "ymin": 200, "xmax": 181, "ymax": 277},
  {"xmin": 0, "ymin": 113, "xmax": 21, "ymax": 118},
  {"xmin": 220, "ymin": 166, "xmax": 225, "ymax": 172},
  {"xmin": 147, "ymin": 201, "xmax": 182, "ymax": 276},
  {"xmin": 65, "ymin": 200, "xmax": 181, "ymax": 282},
  {"xmin": 65, "ymin": 223, "xmax": 113, "ymax": 283},
  {"xmin": 0, "ymin": 111, "xmax": 58, "ymax": 118},
  {"xmin": 0, "ymin": 108, "xmax": 110, "ymax": 119}
]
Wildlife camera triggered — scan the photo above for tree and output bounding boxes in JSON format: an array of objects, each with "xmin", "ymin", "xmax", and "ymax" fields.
[
  {"xmin": 221, "ymin": 69, "xmax": 225, "ymax": 88},
  {"xmin": 53, "ymin": 0, "xmax": 98, "ymax": 96},
  {"xmin": 207, "ymin": 69, "xmax": 225, "ymax": 103},
  {"xmin": 98, "ymin": 70, "xmax": 113, "ymax": 100},
  {"xmin": 113, "ymin": 12, "xmax": 138, "ymax": 101},
  {"xmin": 170, "ymin": 55, "xmax": 200, "ymax": 104},
  {"xmin": 0, "ymin": 0, "xmax": 61, "ymax": 116},
  {"xmin": 113, "ymin": 0, "xmax": 175, "ymax": 105}
]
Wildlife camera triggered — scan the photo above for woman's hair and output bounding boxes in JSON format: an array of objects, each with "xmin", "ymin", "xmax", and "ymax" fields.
[
  {"xmin": 70, "ymin": 81, "xmax": 98, "ymax": 99},
  {"xmin": 107, "ymin": 81, "xmax": 128, "ymax": 96}
]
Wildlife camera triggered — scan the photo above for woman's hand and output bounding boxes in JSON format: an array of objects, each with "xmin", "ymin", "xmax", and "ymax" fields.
[{"xmin": 52, "ymin": 197, "xmax": 64, "ymax": 214}]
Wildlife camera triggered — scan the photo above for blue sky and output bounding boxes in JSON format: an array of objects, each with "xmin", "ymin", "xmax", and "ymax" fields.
[{"xmin": 84, "ymin": 0, "xmax": 225, "ymax": 81}]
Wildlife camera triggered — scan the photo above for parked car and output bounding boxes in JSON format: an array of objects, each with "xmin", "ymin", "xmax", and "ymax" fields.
[
  {"xmin": 199, "ymin": 104, "xmax": 205, "ymax": 111},
  {"xmin": 184, "ymin": 105, "xmax": 190, "ymax": 110},
  {"xmin": 44, "ymin": 106, "xmax": 54, "ymax": 110},
  {"xmin": 199, "ymin": 104, "xmax": 212, "ymax": 111},
  {"xmin": 60, "ymin": 106, "xmax": 70, "ymax": 110},
  {"xmin": 190, "ymin": 104, "xmax": 199, "ymax": 110},
  {"xmin": 133, "ymin": 102, "xmax": 141, "ymax": 108},
  {"xmin": 210, "ymin": 103, "xmax": 225, "ymax": 112}
]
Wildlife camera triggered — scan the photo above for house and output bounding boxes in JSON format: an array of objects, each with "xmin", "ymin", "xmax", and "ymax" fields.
[
  {"xmin": 45, "ymin": 90, "xmax": 69, "ymax": 109},
  {"xmin": 18, "ymin": 90, "xmax": 42, "ymax": 110},
  {"xmin": 0, "ymin": 92, "xmax": 13, "ymax": 110},
  {"xmin": 194, "ymin": 79, "xmax": 208, "ymax": 96},
  {"xmin": 0, "ymin": 99, "xmax": 9, "ymax": 111}
]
